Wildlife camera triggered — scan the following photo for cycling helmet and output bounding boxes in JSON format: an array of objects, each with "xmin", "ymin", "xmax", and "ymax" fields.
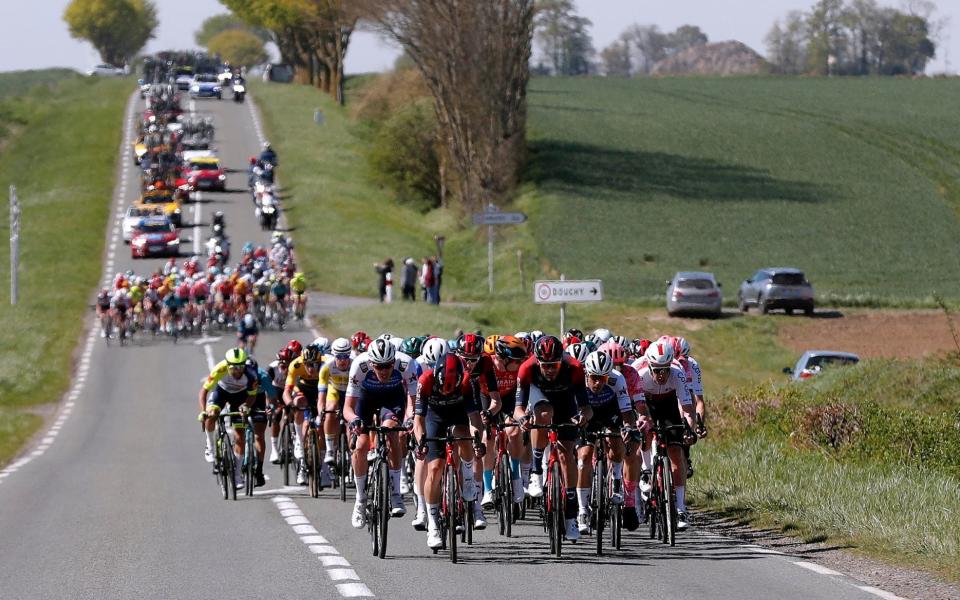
[
  {"xmin": 583, "ymin": 339, "xmax": 598, "ymax": 353},
  {"xmin": 562, "ymin": 335, "xmax": 581, "ymax": 349},
  {"xmin": 494, "ymin": 335, "xmax": 527, "ymax": 361},
  {"xmin": 515, "ymin": 331, "xmax": 529, "ymax": 339},
  {"xmin": 564, "ymin": 328, "xmax": 584, "ymax": 342},
  {"xmin": 249, "ymin": 156, "xmax": 257, "ymax": 165},
  {"xmin": 242, "ymin": 242, "xmax": 254, "ymax": 255},
  {"xmin": 610, "ymin": 334, "xmax": 629, "ymax": 348},
  {"xmin": 245, "ymin": 357, "xmax": 259, "ymax": 372},
  {"xmin": 484, "ymin": 335, "xmax": 499, "ymax": 356},
  {"xmin": 457, "ymin": 333, "xmax": 484, "ymax": 360},
  {"xmin": 534, "ymin": 335, "xmax": 563, "ymax": 363},
  {"xmin": 367, "ymin": 338, "xmax": 396, "ymax": 365},
  {"xmin": 263, "ymin": 141, "xmax": 271, "ymax": 149},
  {"xmin": 351, "ymin": 330, "xmax": 370, "ymax": 351},
  {"xmin": 400, "ymin": 336, "xmax": 424, "ymax": 357},
  {"xmin": 421, "ymin": 337, "xmax": 447, "ymax": 366},
  {"xmin": 593, "ymin": 328, "xmax": 612, "ymax": 343},
  {"xmin": 225, "ymin": 347, "xmax": 248, "ymax": 365},
  {"xmin": 276, "ymin": 348, "xmax": 293, "ymax": 363},
  {"xmin": 331, "ymin": 337, "xmax": 351, "ymax": 357},
  {"xmin": 675, "ymin": 336, "xmax": 691, "ymax": 358},
  {"xmin": 630, "ymin": 338, "xmax": 651, "ymax": 359},
  {"xmin": 301, "ymin": 343, "xmax": 322, "ymax": 364},
  {"xmin": 584, "ymin": 351, "xmax": 614, "ymax": 377},
  {"xmin": 389, "ymin": 336, "xmax": 403, "ymax": 351},
  {"xmin": 285, "ymin": 339, "xmax": 303, "ymax": 357},
  {"xmin": 598, "ymin": 341, "xmax": 627, "ymax": 366},
  {"xmin": 312, "ymin": 336, "xmax": 331, "ymax": 355},
  {"xmin": 434, "ymin": 353, "xmax": 465, "ymax": 396},
  {"xmin": 529, "ymin": 330, "xmax": 545, "ymax": 343},
  {"xmin": 645, "ymin": 341, "xmax": 675, "ymax": 368},
  {"xmin": 583, "ymin": 333, "xmax": 599, "ymax": 346},
  {"xmin": 242, "ymin": 313, "xmax": 256, "ymax": 328},
  {"xmin": 564, "ymin": 342, "xmax": 590, "ymax": 363}
]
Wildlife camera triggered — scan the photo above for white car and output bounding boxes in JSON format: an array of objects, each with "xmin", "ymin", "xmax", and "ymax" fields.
[
  {"xmin": 180, "ymin": 149, "xmax": 216, "ymax": 163},
  {"xmin": 122, "ymin": 205, "xmax": 164, "ymax": 243},
  {"xmin": 87, "ymin": 64, "xmax": 124, "ymax": 77}
]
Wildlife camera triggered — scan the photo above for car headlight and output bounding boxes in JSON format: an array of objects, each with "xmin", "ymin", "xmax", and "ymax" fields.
[
  {"xmin": 174, "ymin": 208, "xmax": 181, "ymax": 215},
  {"xmin": 213, "ymin": 86, "xmax": 221, "ymax": 92},
  {"xmin": 191, "ymin": 85, "xmax": 199, "ymax": 91},
  {"xmin": 218, "ymin": 174, "xmax": 226, "ymax": 180},
  {"xmin": 234, "ymin": 85, "xmax": 245, "ymax": 92},
  {"xmin": 167, "ymin": 239, "xmax": 180, "ymax": 246},
  {"xmin": 133, "ymin": 238, "xmax": 146, "ymax": 247}
]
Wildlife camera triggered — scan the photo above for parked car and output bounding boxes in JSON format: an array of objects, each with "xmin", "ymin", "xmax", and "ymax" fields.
[
  {"xmin": 130, "ymin": 216, "xmax": 181, "ymax": 258},
  {"xmin": 784, "ymin": 351, "xmax": 860, "ymax": 381},
  {"xmin": 87, "ymin": 64, "xmax": 124, "ymax": 77},
  {"xmin": 666, "ymin": 271, "xmax": 722, "ymax": 317},
  {"xmin": 737, "ymin": 267, "xmax": 815, "ymax": 315}
]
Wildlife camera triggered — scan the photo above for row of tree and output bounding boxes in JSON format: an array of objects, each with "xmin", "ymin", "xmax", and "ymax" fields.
[
  {"xmin": 195, "ymin": 14, "xmax": 269, "ymax": 68},
  {"xmin": 64, "ymin": 0, "xmax": 158, "ymax": 67},
  {"xmin": 766, "ymin": 0, "xmax": 939, "ymax": 75}
]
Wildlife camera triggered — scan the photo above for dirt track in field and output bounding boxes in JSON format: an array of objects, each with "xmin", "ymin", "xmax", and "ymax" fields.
[{"xmin": 777, "ymin": 310, "xmax": 960, "ymax": 358}]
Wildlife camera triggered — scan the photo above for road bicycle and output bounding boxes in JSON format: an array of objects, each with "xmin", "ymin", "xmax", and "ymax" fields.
[
  {"xmin": 528, "ymin": 422, "xmax": 580, "ymax": 556},
  {"xmin": 488, "ymin": 419, "xmax": 520, "ymax": 538},
  {"xmin": 584, "ymin": 427, "xmax": 634, "ymax": 555},
  {"xmin": 329, "ymin": 411, "xmax": 353, "ymax": 503},
  {"xmin": 645, "ymin": 423, "xmax": 689, "ymax": 547},
  {"xmin": 213, "ymin": 411, "xmax": 242, "ymax": 501},
  {"xmin": 421, "ymin": 426, "xmax": 481, "ymax": 563},
  {"xmin": 240, "ymin": 409, "xmax": 267, "ymax": 497},
  {"xmin": 276, "ymin": 404, "xmax": 297, "ymax": 486},
  {"xmin": 353, "ymin": 421, "xmax": 408, "ymax": 559}
]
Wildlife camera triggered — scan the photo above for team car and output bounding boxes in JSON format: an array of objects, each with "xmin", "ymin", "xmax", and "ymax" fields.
[
  {"xmin": 130, "ymin": 216, "xmax": 181, "ymax": 258},
  {"xmin": 122, "ymin": 205, "xmax": 165, "ymax": 243},
  {"xmin": 135, "ymin": 190, "xmax": 182, "ymax": 227},
  {"xmin": 189, "ymin": 73, "xmax": 222, "ymax": 99},
  {"xmin": 184, "ymin": 156, "xmax": 226, "ymax": 191}
]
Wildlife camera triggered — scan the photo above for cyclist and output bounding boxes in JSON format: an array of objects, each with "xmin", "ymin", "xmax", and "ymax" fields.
[
  {"xmin": 350, "ymin": 330, "xmax": 371, "ymax": 358},
  {"xmin": 634, "ymin": 341, "xmax": 698, "ymax": 531},
  {"xmin": 575, "ymin": 351, "xmax": 637, "ymax": 533},
  {"xmin": 270, "ymin": 274, "xmax": 289, "ymax": 324},
  {"xmin": 673, "ymin": 336, "xmax": 707, "ymax": 477},
  {"xmin": 246, "ymin": 357, "xmax": 276, "ymax": 487},
  {"xmin": 160, "ymin": 282, "xmax": 183, "ymax": 335},
  {"xmin": 237, "ymin": 313, "xmax": 258, "ymax": 354},
  {"xmin": 198, "ymin": 348, "xmax": 260, "ymax": 489},
  {"xmin": 284, "ymin": 343, "xmax": 324, "ymax": 485},
  {"xmin": 96, "ymin": 288, "xmax": 112, "ymax": 337},
  {"xmin": 267, "ymin": 341, "xmax": 301, "ymax": 463},
  {"xmin": 343, "ymin": 338, "xmax": 418, "ymax": 528},
  {"xmin": 111, "ymin": 288, "xmax": 132, "ymax": 338},
  {"xmin": 410, "ymin": 336, "xmax": 448, "ymax": 528},
  {"xmin": 517, "ymin": 335, "xmax": 593, "ymax": 542},
  {"xmin": 413, "ymin": 353, "xmax": 486, "ymax": 549},
  {"xmin": 128, "ymin": 278, "xmax": 145, "ymax": 330},
  {"xmin": 319, "ymin": 338, "xmax": 353, "ymax": 468},
  {"xmin": 291, "ymin": 271, "xmax": 307, "ymax": 319}
]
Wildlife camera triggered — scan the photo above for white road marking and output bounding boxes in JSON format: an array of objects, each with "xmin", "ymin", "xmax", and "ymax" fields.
[
  {"xmin": 204, "ymin": 344, "xmax": 216, "ymax": 371},
  {"xmin": 856, "ymin": 586, "xmax": 906, "ymax": 600},
  {"xmin": 794, "ymin": 561, "xmax": 843, "ymax": 576},
  {"xmin": 270, "ymin": 496, "xmax": 374, "ymax": 597}
]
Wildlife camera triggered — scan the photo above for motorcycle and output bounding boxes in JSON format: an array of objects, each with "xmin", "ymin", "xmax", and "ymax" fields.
[
  {"xmin": 232, "ymin": 81, "xmax": 246, "ymax": 103},
  {"xmin": 259, "ymin": 196, "xmax": 278, "ymax": 231}
]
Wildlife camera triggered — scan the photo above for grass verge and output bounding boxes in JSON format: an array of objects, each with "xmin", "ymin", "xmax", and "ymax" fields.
[{"xmin": 0, "ymin": 75, "xmax": 131, "ymax": 466}]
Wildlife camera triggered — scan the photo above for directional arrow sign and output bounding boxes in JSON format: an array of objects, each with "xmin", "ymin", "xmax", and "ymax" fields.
[
  {"xmin": 472, "ymin": 212, "xmax": 527, "ymax": 225},
  {"xmin": 533, "ymin": 280, "xmax": 603, "ymax": 304}
]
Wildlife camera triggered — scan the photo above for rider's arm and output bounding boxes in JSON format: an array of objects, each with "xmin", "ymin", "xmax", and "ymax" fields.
[
  {"xmin": 343, "ymin": 359, "xmax": 364, "ymax": 423},
  {"xmin": 571, "ymin": 364, "xmax": 593, "ymax": 422},
  {"xmin": 514, "ymin": 361, "xmax": 532, "ymax": 420},
  {"xmin": 674, "ymin": 368, "xmax": 696, "ymax": 430},
  {"xmin": 401, "ymin": 356, "xmax": 418, "ymax": 419}
]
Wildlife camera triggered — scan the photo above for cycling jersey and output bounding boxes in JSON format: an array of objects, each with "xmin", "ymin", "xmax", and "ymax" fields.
[
  {"xmin": 318, "ymin": 358, "xmax": 351, "ymax": 406},
  {"xmin": 618, "ymin": 362, "xmax": 644, "ymax": 405},
  {"xmin": 517, "ymin": 355, "xmax": 588, "ymax": 440},
  {"xmin": 583, "ymin": 370, "xmax": 631, "ymax": 431},
  {"xmin": 633, "ymin": 363, "xmax": 691, "ymax": 444},
  {"xmin": 267, "ymin": 359, "xmax": 288, "ymax": 391},
  {"xmin": 271, "ymin": 281, "xmax": 288, "ymax": 297},
  {"xmin": 128, "ymin": 285, "xmax": 144, "ymax": 304},
  {"xmin": 416, "ymin": 368, "xmax": 479, "ymax": 461},
  {"xmin": 203, "ymin": 360, "xmax": 259, "ymax": 395},
  {"xmin": 291, "ymin": 273, "xmax": 306, "ymax": 294},
  {"xmin": 285, "ymin": 355, "xmax": 321, "ymax": 399},
  {"xmin": 678, "ymin": 356, "xmax": 703, "ymax": 396},
  {"xmin": 479, "ymin": 358, "xmax": 520, "ymax": 413},
  {"xmin": 346, "ymin": 351, "xmax": 417, "ymax": 424},
  {"xmin": 465, "ymin": 354, "xmax": 499, "ymax": 397}
]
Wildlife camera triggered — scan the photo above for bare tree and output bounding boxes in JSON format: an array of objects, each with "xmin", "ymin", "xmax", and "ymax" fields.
[{"xmin": 361, "ymin": 0, "xmax": 535, "ymax": 212}]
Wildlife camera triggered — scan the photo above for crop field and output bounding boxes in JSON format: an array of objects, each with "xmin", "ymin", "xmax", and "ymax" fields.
[{"xmin": 525, "ymin": 76, "xmax": 960, "ymax": 304}]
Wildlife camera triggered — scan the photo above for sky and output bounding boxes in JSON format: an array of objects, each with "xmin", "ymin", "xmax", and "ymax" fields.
[{"xmin": 0, "ymin": 1, "xmax": 955, "ymax": 75}]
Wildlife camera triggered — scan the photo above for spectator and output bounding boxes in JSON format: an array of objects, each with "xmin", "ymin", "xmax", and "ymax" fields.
[
  {"xmin": 420, "ymin": 256, "xmax": 435, "ymax": 303},
  {"xmin": 401, "ymin": 258, "xmax": 418, "ymax": 301},
  {"xmin": 374, "ymin": 258, "xmax": 394, "ymax": 303},
  {"xmin": 432, "ymin": 255, "xmax": 444, "ymax": 305}
]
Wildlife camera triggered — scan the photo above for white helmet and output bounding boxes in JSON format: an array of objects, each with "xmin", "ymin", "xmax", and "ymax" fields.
[
  {"xmin": 514, "ymin": 331, "xmax": 529, "ymax": 340},
  {"xmin": 421, "ymin": 338, "xmax": 447, "ymax": 366},
  {"xmin": 610, "ymin": 334, "xmax": 628, "ymax": 348},
  {"xmin": 593, "ymin": 328, "xmax": 612, "ymax": 343},
  {"xmin": 312, "ymin": 336, "xmax": 331, "ymax": 355},
  {"xmin": 565, "ymin": 342, "xmax": 589, "ymax": 363},
  {"xmin": 389, "ymin": 336, "xmax": 403, "ymax": 351},
  {"xmin": 243, "ymin": 313, "xmax": 255, "ymax": 328},
  {"xmin": 676, "ymin": 336, "xmax": 691, "ymax": 358},
  {"xmin": 367, "ymin": 338, "xmax": 396, "ymax": 365},
  {"xmin": 331, "ymin": 337, "xmax": 351, "ymax": 356},
  {"xmin": 584, "ymin": 351, "xmax": 614, "ymax": 377},
  {"xmin": 529, "ymin": 330, "xmax": 544, "ymax": 342},
  {"xmin": 645, "ymin": 341, "xmax": 675, "ymax": 368}
]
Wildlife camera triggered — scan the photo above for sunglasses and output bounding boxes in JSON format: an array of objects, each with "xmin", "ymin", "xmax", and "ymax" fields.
[
  {"xmin": 539, "ymin": 361, "xmax": 561, "ymax": 369},
  {"xmin": 334, "ymin": 354, "xmax": 351, "ymax": 361},
  {"xmin": 587, "ymin": 373, "xmax": 608, "ymax": 382},
  {"xmin": 651, "ymin": 367, "xmax": 670, "ymax": 375},
  {"xmin": 372, "ymin": 362, "xmax": 395, "ymax": 371}
]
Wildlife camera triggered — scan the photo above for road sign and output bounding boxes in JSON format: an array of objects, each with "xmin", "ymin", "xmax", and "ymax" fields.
[
  {"xmin": 472, "ymin": 212, "xmax": 527, "ymax": 225},
  {"xmin": 534, "ymin": 279, "xmax": 603, "ymax": 304}
]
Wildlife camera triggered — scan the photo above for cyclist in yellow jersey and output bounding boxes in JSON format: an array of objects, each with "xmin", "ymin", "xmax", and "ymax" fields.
[
  {"xmin": 129, "ymin": 280, "xmax": 145, "ymax": 329},
  {"xmin": 319, "ymin": 337, "xmax": 353, "ymax": 464},
  {"xmin": 284, "ymin": 343, "xmax": 323, "ymax": 485},
  {"xmin": 291, "ymin": 271, "xmax": 307, "ymax": 321}
]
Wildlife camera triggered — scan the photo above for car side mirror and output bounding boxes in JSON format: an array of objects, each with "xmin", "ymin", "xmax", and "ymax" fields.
[{"xmin": 782, "ymin": 367, "xmax": 792, "ymax": 374}]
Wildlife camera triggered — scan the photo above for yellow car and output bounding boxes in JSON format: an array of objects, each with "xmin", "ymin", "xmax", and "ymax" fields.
[{"xmin": 136, "ymin": 190, "xmax": 182, "ymax": 227}]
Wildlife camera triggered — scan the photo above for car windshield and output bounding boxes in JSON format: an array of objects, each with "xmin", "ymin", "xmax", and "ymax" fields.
[
  {"xmin": 195, "ymin": 75, "xmax": 218, "ymax": 83},
  {"xmin": 677, "ymin": 278, "xmax": 714, "ymax": 290},
  {"xmin": 806, "ymin": 355, "xmax": 858, "ymax": 369},
  {"xmin": 190, "ymin": 161, "xmax": 217, "ymax": 170},
  {"xmin": 137, "ymin": 222, "xmax": 173, "ymax": 233},
  {"xmin": 127, "ymin": 208, "xmax": 152, "ymax": 217},
  {"xmin": 772, "ymin": 273, "xmax": 806, "ymax": 286},
  {"xmin": 142, "ymin": 195, "xmax": 173, "ymax": 204}
]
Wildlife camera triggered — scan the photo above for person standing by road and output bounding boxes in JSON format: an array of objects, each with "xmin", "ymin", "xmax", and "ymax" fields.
[
  {"xmin": 401, "ymin": 258, "xmax": 417, "ymax": 302},
  {"xmin": 374, "ymin": 258, "xmax": 394, "ymax": 303},
  {"xmin": 420, "ymin": 256, "xmax": 435, "ymax": 303}
]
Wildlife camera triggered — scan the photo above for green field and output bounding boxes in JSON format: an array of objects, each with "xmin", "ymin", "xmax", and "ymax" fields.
[
  {"xmin": 0, "ymin": 69, "xmax": 78, "ymax": 98},
  {"xmin": 0, "ymin": 73, "xmax": 130, "ymax": 465},
  {"xmin": 525, "ymin": 76, "xmax": 960, "ymax": 304}
]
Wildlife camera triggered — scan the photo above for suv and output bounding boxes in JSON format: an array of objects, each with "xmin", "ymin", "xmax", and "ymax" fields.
[
  {"xmin": 737, "ymin": 268, "xmax": 814, "ymax": 315},
  {"xmin": 783, "ymin": 351, "xmax": 859, "ymax": 381},
  {"xmin": 666, "ymin": 271, "xmax": 722, "ymax": 318}
]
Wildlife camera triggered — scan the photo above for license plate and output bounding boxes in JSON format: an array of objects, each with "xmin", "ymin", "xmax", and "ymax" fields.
[{"xmin": 148, "ymin": 245, "xmax": 162, "ymax": 252}]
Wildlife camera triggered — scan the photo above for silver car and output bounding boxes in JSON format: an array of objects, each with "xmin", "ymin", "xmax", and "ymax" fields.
[
  {"xmin": 737, "ymin": 267, "xmax": 814, "ymax": 315},
  {"xmin": 783, "ymin": 351, "xmax": 859, "ymax": 381},
  {"xmin": 666, "ymin": 271, "xmax": 722, "ymax": 317}
]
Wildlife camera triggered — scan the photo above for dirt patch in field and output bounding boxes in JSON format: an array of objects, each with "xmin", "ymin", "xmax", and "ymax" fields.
[{"xmin": 778, "ymin": 310, "xmax": 960, "ymax": 358}]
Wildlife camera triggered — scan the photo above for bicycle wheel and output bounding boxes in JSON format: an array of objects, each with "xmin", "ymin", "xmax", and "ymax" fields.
[
  {"xmin": 216, "ymin": 433, "xmax": 230, "ymax": 500},
  {"xmin": 663, "ymin": 453, "xmax": 676, "ymax": 547},
  {"xmin": 496, "ymin": 454, "xmax": 510, "ymax": 537},
  {"xmin": 245, "ymin": 426, "xmax": 256, "ymax": 497},
  {"xmin": 550, "ymin": 462, "xmax": 564, "ymax": 557},
  {"xmin": 367, "ymin": 461, "xmax": 380, "ymax": 557},
  {"xmin": 446, "ymin": 463, "xmax": 458, "ymax": 563},
  {"xmin": 466, "ymin": 500, "xmax": 474, "ymax": 546},
  {"xmin": 338, "ymin": 428, "xmax": 348, "ymax": 503},
  {"xmin": 595, "ymin": 455, "xmax": 607, "ymax": 556},
  {"xmin": 611, "ymin": 502, "xmax": 622, "ymax": 550},
  {"xmin": 376, "ymin": 459, "xmax": 390, "ymax": 559},
  {"xmin": 223, "ymin": 442, "xmax": 237, "ymax": 501},
  {"xmin": 281, "ymin": 421, "xmax": 291, "ymax": 486},
  {"xmin": 307, "ymin": 432, "xmax": 319, "ymax": 498}
]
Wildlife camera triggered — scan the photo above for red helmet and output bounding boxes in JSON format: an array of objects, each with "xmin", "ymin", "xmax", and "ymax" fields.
[
  {"xmin": 249, "ymin": 156, "xmax": 257, "ymax": 164},
  {"xmin": 285, "ymin": 339, "xmax": 303, "ymax": 358},
  {"xmin": 276, "ymin": 348, "xmax": 293, "ymax": 364},
  {"xmin": 457, "ymin": 333, "xmax": 483, "ymax": 360},
  {"xmin": 562, "ymin": 335, "xmax": 581, "ymax": 349},
  {"xmin": 434, "ymin": 353, "xmax": 465, "ymax": 396},
  {"xmin": 598, "ymin": 341, "xmax": 627, "ymax": 366},
  {"xmin": 631, "ymin": 338, "xmax": 652, "ymax": 358},
  {"xmin": 351, "ymin": 330, "xmax": 370, "ymax": 351},
  {"xmin": 534, "ymin": 335, "xmax": 563, "ymax": 363}
]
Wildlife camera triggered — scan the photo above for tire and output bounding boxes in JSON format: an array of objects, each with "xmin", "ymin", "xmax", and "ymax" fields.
[
  {"xmin": 611, "ymin": 504, "xmax": 622, "ymax": 550},
  {"xmin": 368, "ymin": 463, "xmax": 380, "ymax": 557},
  {"xmin": 805, "ymin": 305, "xmax": 815, "ymax": 316},
  {"xmin": 737, "ymin": 293, "xmax": 748, "ymax": 313},
  {"xmin": 785, "ymin": 307, "xmax": 794, "ymax": 315},
  {"xmin": 338, "ymin": 428, "xmax": 348, "ymax": 503},
  {"xmin": 595, "ymin": 456, "xmax": 607, "ymax": 556},
  {"xmin": 307, "ymin": 432, "xmax": 319, "ymax": 498},
  {"xmin": 663, "ymin": 454, "xmax": 676, "ymax": 547},
  {"xmin": 280, "ymin": 422, "xmax": 291, "ymax": 486},
  {"xmin": 223, "ymin": 441, "xmax": 237, "ymax": 501},
  {"xmin": 550, "ymin": 462, "xmax": 564, "ymax": 557},
  {"xmin": 217, "ymin": 435, "xmax": 230, "ymax": 500},
  {"xmin": 496, "ymin": 456, "xmax": 508, "ymax": 537},
  {"xmin": 245, "ymin": 426, "xmax": 256, "ymax": 497},
  {"xmin": 376, "ymin": 460, "xmax": 390, "ymax": 559},
  {"xmin": 759, "ymin": 296, "xmax": 770, "ymax": 315},
  {"xmin": 447, "ymin": 463, "xmax": 458, "ymax": 563}
]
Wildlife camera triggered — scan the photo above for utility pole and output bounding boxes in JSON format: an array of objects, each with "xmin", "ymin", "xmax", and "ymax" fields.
[{"xmin": 10, "ymin": 185, "xmax": 20, "ymax": 305}]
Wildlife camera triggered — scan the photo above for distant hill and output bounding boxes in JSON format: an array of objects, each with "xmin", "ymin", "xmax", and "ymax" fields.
[{"xmin": 651, "ymin": 41, "xmax": 768, "ymax": 76}]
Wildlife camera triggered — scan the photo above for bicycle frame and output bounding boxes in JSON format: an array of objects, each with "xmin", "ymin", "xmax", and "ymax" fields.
[{"xmin": 422, "ymin": 426, "xmax": 477, "ymax": 563}]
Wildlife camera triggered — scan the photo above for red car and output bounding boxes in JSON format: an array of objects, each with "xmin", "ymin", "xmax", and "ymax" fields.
[
  {"xmin": 131, "ymin": 216, "xmax": 181, "ymax": 258},
  {"xmin": 185, "ymin": 157, "xmax": 226, "ymax": 191}
]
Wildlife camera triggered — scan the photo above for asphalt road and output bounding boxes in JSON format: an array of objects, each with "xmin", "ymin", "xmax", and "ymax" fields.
[{"xmin": 0, "ymin": 89, "xmax": 905, "ymax": 600}]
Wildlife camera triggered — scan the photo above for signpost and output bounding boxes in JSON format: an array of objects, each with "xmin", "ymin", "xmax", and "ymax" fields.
[
  {"xmin": 9, "ymin": 185, "xmax": 19, "ymax": 305},
  {"xmin": 534, "ymin": 275, "xmax": 603, "ymax": 333},
  {"xmin": 472, "ymin": 205, "xmax": 527, "ymax": 294}
]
